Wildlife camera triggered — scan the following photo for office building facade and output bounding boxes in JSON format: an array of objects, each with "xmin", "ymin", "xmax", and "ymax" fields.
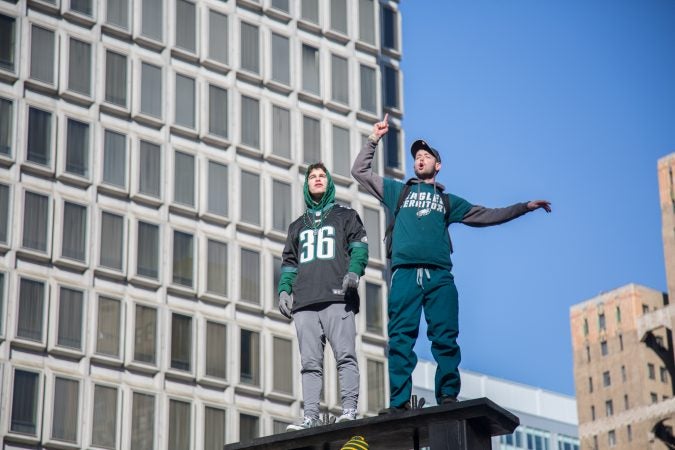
[{"xmin": 0, "ymin": 0, "xmax": 405, "ymax": 448}]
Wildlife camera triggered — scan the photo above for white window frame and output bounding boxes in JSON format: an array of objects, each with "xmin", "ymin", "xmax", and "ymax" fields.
[
  {"xmin": 203, "ymin": 6, "xmax": 230, "ymax": 71},
  {"xmin": 238, "ymin": 19, "xmax": 261, "ymax": 78},
  {"xmin": 26, "ymin": 21, "xmax": 58, "ymax": 89},
  {"xmin": 43, "ymin": 372, "xmax": 83, "ymax": 447},
  {"xmin": 0, "ymin": 270, "xmax": 8, "ymax": 339},
  {"xmin": 238, "ymin": 166, "xmax": 263, "ymax": 228},
  {"xmin": 64, "ymin": 0, "xmax": 97, "ymax": 21},
  {"xmin": 173, "ymin": 0, "xmax": 199, "ymax": 57},
  {"xmin": 171, "ymin": 146, "xmax": 198, "ymax": 213},
  {"xmin": 53, "ymin": 195, "xmax": 90, "ymax": 269},
  {"xmin": 266, "ymin": 101, "xmax": 293, "ymax": 163},
  {"xmin": 12, "ymin": 275, "xmax": 49, "ymax": 349},
  {"xmin": 362, "ymin": 204, "xmax": 383, "ymax": 262},
  {"xmin": 91, "ymin": 293, "xmax": 125, "ymax": 364},
  {"xmin": 199, "ymin": 157, "xmax": 230, "ymax": 224},
  {"xmin": 95, "ymin": 208, "xmax": 128, "ymax": 277},
  {"xmin": 0, "ymin": 11, "xmax": 20, "ymax": 82},
  {"xmin": 266, "ymin": 28, "xmax": 292, "ymax": 91},
  {"xmin": 165, "ymin": 396, "xmax": 195, "ymax": 450},
  {"xmin": 134, "ymin": 0, "xmax": 165, "ymax": 47},
  {"xmin": 172, "ymin": 70, "xmax": 199, "ymax": 134},
  {"xmin": 0, "ymin": 179, "xmax": 13, "ymax": 251},
  {"xmin": 126, "ymin": 388, "xmax": 159, "ymax": 450},
  {"xmin": 362, "ymin": 278, "xmax": 385, "ymax": 337},
  {"xmin": 98, "ymin": 124, "xmax": 130, "ymax": 195},
  {"xmin": 365, "ymin": 356, "xmax": 387, "ymax": 413},
  {"xmin": 166, "ymin": 309, "xmax": 196, "ymax": 379},
  {"xmin": 298, "ymin": 40, "xmax": 322, "ymax": 99},
  {"xmin": 88, "ymin": 380, "xmax": 122, "ymax": 450},
  {"xmin": 383, "ymin": 63, "xmax": 402, "ymax": 113},
  {"xmin": 200, "ymin": 77, "xmax": 231, "ymax": 147},
  {"xmin": 104, "ymin": 0, "xmax": 131, "ymax": 32},
  {"xmin": 19, "ymin": 187, "xmax": 53, "ymax": 260},
  {"xmin": 22, "ymin": 102, "xmax": 57, "ymax": 176},
  {"xmin": 238, "ymin": 325, "xmax": 263, "ymax": 390},
  {"xmin": 238, "ymin": 245, "xmax": 262, "ymax": 307},
  {"xmin": 61, "ymin": 33, "xmax": 95, "ymax": 102},
  {"xmin": 198, "ymin": 232, "xmax": 230, "ymax": 303},
  {"xmin": 200, "ymin": 402, "xmax": 228, "ymax": 450},
  {"xmin": 125, "ymin": 300, "xmax": 161, "ymax": 373},
  {"xmin": 0, "ymin": 94, "xmax": 16, "ymax": 164},
  {"xmin": 267, "ymin": 175, "xmax": 294, "ymax": 236},
  {"xmin": 57, "ymin": 113, "xmax": 93, "ymax": 186},
  {"xmin": 6, "ymin": 366, "xmax": 44, "ymax": 441},
  {"xmin": 48, "ymin": 283, "xmax": 87, "ymax": 357},
  {"xmin": 357, "ymin": 61, "xmax": 379, "ymax": 118},
  {"xmin": 266, "ymin": 333, "xmax": 296, "ymax": 398},
  {"xmin": 327, "ymin": 0, "xmax": 349, "ymax": 39},
  {"xmin": 356, "ymin": 0, "xmax": 378, "ymax": 49},
  {"xmin": 128, "ymin": 215, "xmax": 162, "ymax": 288},
  {"xmin": 133, "ymin": 57, "xmax": 165, "ymax": 126},
  {"xmin": 239, "ymin": 92, "xmax": 261, "ymax": 153},
  {"xmin": 130, "ymin": 135, "xmax": 164, "ymax": 206}
]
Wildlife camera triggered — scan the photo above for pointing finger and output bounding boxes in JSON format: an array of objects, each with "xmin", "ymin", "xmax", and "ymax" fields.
[{"xmin": 383, "ymin": 113, "xmax": 389, "ymax": 124}]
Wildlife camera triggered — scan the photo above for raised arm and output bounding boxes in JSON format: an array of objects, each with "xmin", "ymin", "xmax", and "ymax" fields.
[{"xmin": 351, "ymin": 115, "xmax": 389, "ymax": 201}]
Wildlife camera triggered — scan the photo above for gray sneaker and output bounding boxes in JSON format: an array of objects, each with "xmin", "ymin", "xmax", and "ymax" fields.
[
  {"xmin": 286, "ymin": 416, "xmax": 322, "ymax": 431},
  {"xmin": 336, "ymin": 408, "xmax": 358, "ymax": 422}
]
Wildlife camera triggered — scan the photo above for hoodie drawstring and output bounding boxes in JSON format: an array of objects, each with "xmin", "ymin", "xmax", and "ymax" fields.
[{"xmin": 416, "ymin": 268, "xmax": 431, "ymax": 289}]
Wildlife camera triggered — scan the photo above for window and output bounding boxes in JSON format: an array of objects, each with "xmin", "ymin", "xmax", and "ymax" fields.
[
  {"xmin": 302, "ymin": 44, "xmax": 320, "ymax": 95},
  {"xmin": 105, "ymin": 51, "xmax": 127, "ymax": 107},
  {"xmin": 106, "ymin": 0, "xmax": 128, "ymax": 28},
  {"xmin": 272, "ymin": 106, "xmax": 291, "ymax": 158},
  {"xmin": 240, "ymin": 329, "xmax": 260, "ymax": 385},
  {"xmin": 303, "ymin": 115, "xmax": 321, "ymax": 163},
  {"xmin": 240, "ymin": 171, "xmax": 260, "ymax": 225},
  {"xmin": 17, "ymin": 278, "xmax": 45, "ymax": 342},
  {"xmin": 30, "ymin": 26, "xmax": 55, "ymax": 84},
  {"xmin": 272, "ymin": 256, "xmax": 282, "ymax": 301},
  {"xmin": 52, "ymin": 377, "xmax": 79, "ymax": 443},
  {"xmin": 627, "ymin": 425, "xmax": 632, "ymax": 442},
  {"xmin": 598, "ymin": 312, "xmax": 606, "ymax": 330},
  {"xmin": 273, "ymin": 420, "xmax": 291, "ymax": 434},
  {"xmin": 590, "ymin": 405, "xmax": 595, "ymax": 421},
  {"xmin": 588, "ymin": 376, "xmax": 593, "ymax": 393},
  {"xmin": 643, "ymin": 304, "xmax": 649, "ymax": 314},
  {"xmin": 367, "ymin": 360, "xmax": 385, "ymax": 412},
  {"xmin": 382, "ymin": 6, "xmax": 398, "ymax": 50},
  {"xmin": 331, "ymin": 55, "xmax": 349, "ymax": 105},
  {"xmin": 168, "ymin": 399, "xmax": 191, "ymax": 450},
  {"xmin": 57, "ymin": 287, "xmax": 84, "ymax": 350},
  {"xmin": 583, "ymin": 318, "xmax": 588, "ymax": 336},
  {"xmin": 62, "ymin": 202, "xmax": 87, "ymax": 262},
  {"xmin": 301, "ymin": 0, "xmax": 319, "ymax": 24},
  {"xmin": 174, "ymin": 151, "xmax": 195, "ymax": 207},
  {"xmin": 273, "ymin": 337, "xmax": 293, "ymax": 394},
  {"xmin": 608, "ymin": 430, "xmax": 616, "ymax": 447},
  {"xmin": 68, "ymin": 38, "xmax": 92, "ymax": 96},
  {"xmin": 0, "ymin": 98, "xmax": 12, "ymax": 156},
  {"xmin": 384, "ymin": 125, "xmax": 400, "ymax": 169},
  {"xmin": 272, "ymin": 180, "xmax": 292, "ymax": 232},
  {"xmin": 241, "ymin": 22, "xmax": 259, "ymax": 74},
  {"xmin": 0, "ymin": 184, "xmax": 9, "ymax": 244},
  {"xmin": 585, "ymin": 345, "xmax": 591, "ymax": 362},
  {"xmin": 602, "ymin": 370, "xmax": 611, "ymax": 387},
  {"xmin": 621, "ymin": 365, "xmax": 626, "ymax": 382},
  {"xmin": 661, "ymin": 366, "xmax": 668, "ymax": 383},
  {"xmin": 140, "ymin": 62, "xmax": 162, "ymax": 118},
  {"xmin": 11, "ymin": 369, "xmax": 40, "ymax": 434},
  {"xmin": 27, "ymin": 107, "xmax": 53, "ymax": 167},
  {"xmin": 206, "ymin": 321, "xmax": 227, "ymax": 379},
  {"xmin": 208, "ymin": 85, "xmax": 228, "ymax": 138},
  {"xmin": 0, "ymin": 15, "xmax": 16, "ymax": 72},
  {"xmin": 271, "ymin": 0, "xmax": 289, "ymax": 13},
  {"xmin": 207, "ymin": 161, "xmax": 228, "ymax": 217},
  {"xmin": 366, "ymin": 282, "xmax": 382, "ymax": 334},
  {"xmin": 131, "ymin": 392, "xmax": 155, "ymax": 450},
  {"xmin": 141, "ymin": 0, "xmax": 163, "ymax": 41},
  {"xmin": 208, "ymin": 10, "xmax": 228, "ymax": 65},
  {"xmin": 240, "ymin": 248, "xmax": 260, "ymax": 304},
  {"xmin": 92, "ymin": 385, "xmax": 117, "ymax": 448},
  {"xmin": 134, "ymin": 304, "xmax": 157, "ymax": 364},
  {"xmin": 271, "ymin": 33, "xmax": 290, "ymax": 85},
  {"xmin": 96, "ymin": 296, "xmax": 121, "ymax": 357},
  {"xmin": 0, "ymin": 273, "xmax": 4, "ymax": 334},
  {"xmin": 360, "ymin": 64, "xmax": 376, "ymax": 114},
  {"xmin": 364, "ymin": 207, "xmax": 380, "ymax": 259},
  {"xmin": 619, "ymin": 333, "xmax": 623, "ymax": 351},
  {"xmin": 175, "ymin": 74, "xmax": 195, "ymax": 128},
  {"xmin": 330, "ymin": 0, "xmax": 347, "ymax": 34},
  {"xmin": 239, "ymin": 97, "xmax": 261, "ymax": 151},
  {"xmin": 138, "ymin": 140, "xmax": 161, "ymax": 198},
  {"xmin": 358, "ymin": 0, "xmax": 375, "ymax": 45},
  {"xmin": 204, "ymin": 407, "xmax": 226, "ymax": 450},
  {"xmin": 71, "ymin": 0, "xmax": 92, "ymax": 15},
  {"xmin": 615, "ymin": 305, "xmax": 621, "ymax": 323},
  {"xmin": 173, "ymin": 230, "xmax": 194, "ymax": 287},
  {"xmin": 651, "ymin": 392, "xmax": 658, "ymax": 403},
  {"xmin": 383, "ymin": 66, "xmax": 399, "ymax": 109},
  {"xmin": 623, "ymin": 394, "xmax": 629, "ymax": 410},
  {"xmin": 137, "ymin": 221, "xmax": 159, "ymax": 279},
  {"xmin": 175, "ymin": 0, "xmax": 196, "ymax": 53},
  {"xmin": 600, "ymin": 340, "xmax": 608, "ymax": 356},
  {"xmin": 23, "ymin": 191, "xmax": 49, "ymax": 252},
  {"xmin": 100, "ymin": 211, "xmax": 124, "ymax": 270},
  {"xmin": 103, "ymin": 130, "xmax": 126, "ymax": 188},
  {"xmin": 207, "ymin": 240, "xmax": 228, "ymax": 297},
  {"xmin": 240, "ymin": 413, "xmax": 259, "ymax": 443},
  {"xmin": 605, "ymin": 399, "xmax": 613, "ymax": 416},
  {"xmin": 332, "ymin": 125, "xmax": 350, "ymax": 176},
  {"xmin": 648, "ymin": 363, "xmax": 656, "ymax": 379},
  {"xmin": 170, "ymin": 314, "xmax": 192, "ymax": 371}
]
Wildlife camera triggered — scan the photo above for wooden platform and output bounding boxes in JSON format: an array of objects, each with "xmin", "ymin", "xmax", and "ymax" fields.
[{"xmin": 224, "ymin": 397, "xmax": 519, "ymax": 450}]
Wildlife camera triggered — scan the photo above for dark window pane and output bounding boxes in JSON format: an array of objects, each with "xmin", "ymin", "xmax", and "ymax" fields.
[
  {"xmin": 103, "ymin": 130, "xmax": 126, "ymax": 188},
  {"xmin": 134, "ymin": 305, "xmax": 157, "ymax": 364},
  {"xmin": 11, "ymin": 370, "xmax": 39, "ymax": 434},
  {"xmin": 0, "ymin": 15, "xmax": 16, "ymax": 72},
  {"xmin": 105, "ymin": 51, "xmax": 127, "ymax": 107},
  {"xmin": 22, "ymin": 191, "xmax": 49, "ymax": 252},
  {"xmin": 100, "ymin": 212, "xmax": 124, "ymax": 270},
  {"xmin": 207, "ymin": 240, "xmax": 228, "ymax": 296},
  {"xmin": 207, "ymin": 161, "xmax": 228, "ymax": 217},
  {"xmin": 66, "ymin": 119, "xmax": 89, "ymax": 177},
  {"xmin": 96, "ymin": 296, "xmax": 121, "ymax": 357},
  {"xmin": 358, "ymin": 0, "xmax": 375, "ymax": 45},
  {"xmin": 271, "ymin": 33, "xmax": 290, "ymax": 85},
  {"xmin": 241, "ymin": 22, "xmax": 259, "ymax": 74},
  {"xmin": 71, "ymin": 0, "xmax": 92, "ymax": 15},
  {"xmin": 208, "ymin": 85, "xmax": 228, "ymax": 138},
  {"xmin": 106, "ymin": 0, "xmax": 128, "ymax": 28},
  {"xmin": 240, "ymin": 329, "xmax": 260, "ymax": 385},
  {"xmin": 240, "ymin": 171, "xmax": 260, "ymax": 225},
  {"xmin": 206, "ymin": 322, "xmax": 227, "ymax": 379},
  {"xmin": 171, "ymin": 314, "xmax": 192, "ymax": 371},
  {"xmin": 131, "ymin": 393, "xmax": 155, "ymax": 450},
  {"xmin": 141, "ymin": 0, "xmax": 163, "ymax": 41},
  {"xmin": 0, "ymin": 184, "xmax": 9, "ymax": 244},
  {"xmin": 138, "ymin": 141, "xmax": 161, "ymax": 198},
  {"xmin": 62, "ymin": 202, "xmax": 87, "ymax": 261},
  {"xmin": 174, "ymin": 151, "xmax": 195, "ymax": 207},
  {"xmin": 382, "ymin": 7, "xmax": 398, "ymax": 50},
  {"xmin": 92, "ymin": 385, "xmax": 117, "ymax": 448},
  {"xmin": 208, "ymin": 10, "xmax": 228, "ymax": 64},
  {"xmin": 68, "ymin": 38, "xmax": 91, "ymax": 95},
  {"xmin": 30, "ymin": 26, "xmax": 54, "ymax": 83},
  {"xmin": 240, "ymin": 248, "xmax": 260, "ymax": 303},
  {"xmin": 172, "ymin": 230, "xmax": 193, "ymax": 287},
  {"xmin": 302, "ymin": 44, "xmax": 320, "ymax": 95},
  {"xmin": 0, "ymin": 98, "xmax": 12, "ymax": 156},
  {"xmin": 137, "ymin": 221, "xmax": 159, "ymax": 279},
  {"xmin": 52, "ymin": 378, "xmax": 79, "ymax": 442},
  {"xmin": 175, "ymin": 0, "xmax": 196, "ymax": 53},
  {"xmin": 303, "ymin": 116, "xmax": 320, "ymax": 164},
  {"xmin": 175, "ymin": 74, "xmax": 195, "ymax": 128},
  {"xmin": 17, "ymin": 278, "xmax": 44, "ymax": 342},
  {"xmin": 57, "ymin": 287, "xmax": 84, "ymax": 349},
  {"xmin": 27, "ymin": 107, "xmax": 52, "ymax": 166},
  {"xmin": 241, "ymin": 96, "xmax": 260, "ymax": 149},
  {"xmin": 140, "ymin": 63, "xmax": 162, "ymax": 118},
  {"xmin": 272, "ymin": 106, "xmax": 291, "ymax": 158}
]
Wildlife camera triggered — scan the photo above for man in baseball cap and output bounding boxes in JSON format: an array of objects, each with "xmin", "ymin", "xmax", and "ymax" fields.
[{"xmin": 410, "ymin": 139, "xmax": 441, "ymax": 163}]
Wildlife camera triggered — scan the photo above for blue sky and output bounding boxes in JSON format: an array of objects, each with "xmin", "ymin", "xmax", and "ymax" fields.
[{"xmin": 399, "ymin": 0, "xmax": 675, "ymax": 396}]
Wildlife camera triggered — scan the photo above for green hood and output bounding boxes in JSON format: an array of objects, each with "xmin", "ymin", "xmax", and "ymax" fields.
[{"xmin": 304, "ymin": 167, "xmax": 336, "ymax": 211}]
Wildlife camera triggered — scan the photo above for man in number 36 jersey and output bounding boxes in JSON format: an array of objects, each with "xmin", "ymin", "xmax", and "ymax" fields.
[{"xmin": 278, "ymin": 162, "xmax": 369, "ymax": 431}]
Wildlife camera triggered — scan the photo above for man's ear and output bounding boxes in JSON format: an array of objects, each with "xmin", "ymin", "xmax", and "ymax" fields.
[{"xmin": 435, "ymin": 161, "xmax": 442, "ymax": 173}]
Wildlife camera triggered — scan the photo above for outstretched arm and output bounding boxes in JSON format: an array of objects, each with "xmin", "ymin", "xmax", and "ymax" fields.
[
  {"xmin": 351, "ymin": 115, "xmax": 389, "ymax": 201},
  {"xmin": 461, "ymin": 200, "xmax": 551, "ymax": 227}
]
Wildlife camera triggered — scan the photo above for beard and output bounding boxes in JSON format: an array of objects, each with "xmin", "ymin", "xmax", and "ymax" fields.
[{"xmin": 414, "ymin": 166, "xmax": 436, "ymax": 180}]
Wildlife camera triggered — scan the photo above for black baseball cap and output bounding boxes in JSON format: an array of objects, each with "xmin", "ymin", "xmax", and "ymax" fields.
[{"xmin": 410, "ymin": 139, "xmax": 441, "ymax": 162}]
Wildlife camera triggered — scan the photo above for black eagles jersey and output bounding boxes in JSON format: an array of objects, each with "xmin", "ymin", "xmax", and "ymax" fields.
[{"xmin": 281, "ymin": 205, "xmax": 367, "ymax": 311}]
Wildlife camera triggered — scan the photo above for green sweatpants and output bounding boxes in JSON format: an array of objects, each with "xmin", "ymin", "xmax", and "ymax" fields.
[{"xmin": 388, "ymin": 266, "xmax": 460, "ymax": 407}]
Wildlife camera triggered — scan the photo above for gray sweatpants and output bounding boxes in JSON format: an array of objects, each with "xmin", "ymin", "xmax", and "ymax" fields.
[{"xmin": 293, "ymin": 302, "xmax": 359, "ymax": 418}]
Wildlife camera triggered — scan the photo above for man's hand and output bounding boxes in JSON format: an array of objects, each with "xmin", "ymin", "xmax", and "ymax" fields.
[
  {"xmin": 369, "ymin": 113, "xmax": 389, "ymax": 142},
  {"xmin": 342, "ymin": 272, "xmax": 360, "ymax": 291},
  {"xmin": 279, "ymin": 291, "xmax": 293, "ymax": 319},
  {"xmin": 527, "ymin": 200, "xmax": 552, "ymax": 213}
]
